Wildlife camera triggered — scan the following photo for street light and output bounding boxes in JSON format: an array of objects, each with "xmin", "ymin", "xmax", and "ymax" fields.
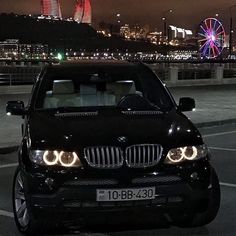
[
  {"xmin": 116, "ymin": 13, "xmax": 121, "ymax": 24},
  {"xmin": 162, "ymin": 9, "xmax": 173, "ymax": 44},
  {"xmin": 229, "ymin": 5, "xmax": 236, "ymax": 59}
]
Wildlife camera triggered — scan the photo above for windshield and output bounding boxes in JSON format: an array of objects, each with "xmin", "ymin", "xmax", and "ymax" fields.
[{"xmin": 35, "ymin": 64, "xmax": 174, "ymax": 111}]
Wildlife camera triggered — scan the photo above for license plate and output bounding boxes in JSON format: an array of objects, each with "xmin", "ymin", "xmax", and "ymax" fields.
[{"xmin": 96, "ymin": 187, "xmax": 155, "ymax": 202}]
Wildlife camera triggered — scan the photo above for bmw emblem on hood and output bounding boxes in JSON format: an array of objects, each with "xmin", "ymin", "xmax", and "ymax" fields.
[{"xmin": 117, "ymin": 136, "xmax": 128, "ymax": 143}]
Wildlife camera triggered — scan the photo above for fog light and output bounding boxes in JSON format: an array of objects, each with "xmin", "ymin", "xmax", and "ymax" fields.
[{"xmin": 190, "ymin": 172, "xmax": 199, "ymax": 180}]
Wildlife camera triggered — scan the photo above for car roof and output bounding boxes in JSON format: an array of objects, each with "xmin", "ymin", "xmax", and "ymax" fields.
[
  {"xmin": 51, "ymin": 60, "xmax": 136, "ymax": 68},
  {"xmin": 43, "ymin": 60, "xmax": 141, "ymax": 78}
]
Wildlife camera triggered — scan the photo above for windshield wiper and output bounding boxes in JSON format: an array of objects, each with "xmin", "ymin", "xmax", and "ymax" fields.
[{"xmin": 149, "ymin": 103, "xmax": 162, "ymax": 111}]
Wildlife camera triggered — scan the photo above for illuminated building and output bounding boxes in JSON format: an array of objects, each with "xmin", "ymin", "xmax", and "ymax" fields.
[
  {"xmin": 146, "ymin": 32, "xmax": 164, "ymax": 45},
  {"xmin": 0, "ymin": 39, "xmax": 48, "ymax": 59},
  {"xmin": 0, "ymin": 39, "xmax": 18, "ymax": 59},
  {"xmin": 41, "ymin": 0, "xmax": 62, "ymax": 18},
  {"xmin": 127, "ymin": 24, "xmax": 149, "ymax": 40},
  {"xmin": 74, "ymin": 0, "xmax": 92, "ymax": 24},
  {"xmin": 120, "ymin": 24, "xmax": 131, "ymax": 39},
  {"xmin": 224, "ymin": 35, "xmax": 229, "ymax": 48},
  {"xmin": 169, "ymin": 25, "xmax": 193, "ymax": 40},
  {"xmin": 18, "ymin": 44, "xmax": 48, "ymax": 59}
]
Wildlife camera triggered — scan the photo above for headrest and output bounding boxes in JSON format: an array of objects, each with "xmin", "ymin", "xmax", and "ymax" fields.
[
  {"xmin": 107, "ymin": 81, "xmax": 136, "ymax": 95},
  {"xmin": 53, "ymin": 80, "xmax": 74, "ymax": 94},
  {"xmin": 80, "ymin": 84, "xmax": 97, "ymax": 95}
]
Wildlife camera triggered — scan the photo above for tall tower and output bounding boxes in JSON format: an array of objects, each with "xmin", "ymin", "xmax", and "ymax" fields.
[
  {"xmin": 41, "ymin": 0, "xmax": 62, "ymax": 18},
  {"xmin": 74, "ymin": 0, "xmax": 92, "ymax": 24}
]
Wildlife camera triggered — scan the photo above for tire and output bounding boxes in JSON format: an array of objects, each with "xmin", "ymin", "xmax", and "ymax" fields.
[
  {"xmin": 12, "ymin": 167, "xmax": 52, "ymax": 235},
  {"xmin": 175, "ymin": 168, "xmax": 221, "ymax": 227}
]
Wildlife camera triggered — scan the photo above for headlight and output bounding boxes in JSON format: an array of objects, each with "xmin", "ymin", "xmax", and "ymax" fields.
[
  {"xmin": 165, "ymin": 145, "xmax": 208, "ymax": 164},
  {"xmin": 29, "ymin": 150, "xmax": 82, "ymax": 167}
]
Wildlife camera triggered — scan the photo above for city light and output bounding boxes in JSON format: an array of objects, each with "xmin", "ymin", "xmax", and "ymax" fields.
[
  {"xmin": 198, "ymin": 18, "xmax": 225, "ymax": 59},
  {"xmin": 57, "ymin": 53, "xmax": 63, "ymax": 60}
]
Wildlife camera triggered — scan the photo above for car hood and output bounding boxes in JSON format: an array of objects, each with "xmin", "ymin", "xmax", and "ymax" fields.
[{"xmin": 28, "ymin": 109, "xmax": 203, "ymax": 151}]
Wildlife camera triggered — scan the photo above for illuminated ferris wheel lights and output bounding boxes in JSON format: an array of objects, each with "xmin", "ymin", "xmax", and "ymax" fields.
[
  {"xmin": 198, "ymin": 18, "xmax": 225, "ymax": 59},
  {"xmin": 211, "ymin": 35, "xmax": 216, "ymax": 41},
  {"xmin": 207, "ymin": 34, "xmax": 216, "ymax": 42}
]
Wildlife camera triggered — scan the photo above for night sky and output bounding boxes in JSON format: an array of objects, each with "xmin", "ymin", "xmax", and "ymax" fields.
[{"xmin": 0, "ymin": 0, "xmax": 236, "ymax": 31}]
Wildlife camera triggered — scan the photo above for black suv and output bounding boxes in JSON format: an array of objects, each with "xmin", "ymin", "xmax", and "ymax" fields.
[{"xmin": 7, "ymin": 60, "xmax": 220, "ymax": 234}]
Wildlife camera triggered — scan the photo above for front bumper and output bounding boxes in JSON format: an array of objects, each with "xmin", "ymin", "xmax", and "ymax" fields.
[{"xmin": 22, "ymin": 159, "xmax": 213, "ymax": 220}]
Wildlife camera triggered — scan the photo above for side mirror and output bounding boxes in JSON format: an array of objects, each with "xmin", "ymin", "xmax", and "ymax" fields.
[
  {"xmin": 6, "ymin": 101, "xmax": 26, "ymax": 116},
  {"xmin": 179, "ymin": 97, "xmax": 196, "ymax": 112}
]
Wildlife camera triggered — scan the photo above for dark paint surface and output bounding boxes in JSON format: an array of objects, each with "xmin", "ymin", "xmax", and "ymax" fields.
[{"xmin": 29, "ymin": 109, "xmax": 202, "ymax": 151}]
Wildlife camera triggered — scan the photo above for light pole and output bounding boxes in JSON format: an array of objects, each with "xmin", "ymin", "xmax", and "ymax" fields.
[
  {"xmin": 109, "ymin": 13, "xmax": 121, "ymax": 36},
  {"xmin": 229, "ymin": 5, "xmax": 236, "ymax": 59},
  {"xmin": 116, "ymin": 13, "xmax": 121, "ymax": 24},
  {"xmin": 116, "ymin": 13, "xmax": 121, "ymax": 37},
  {"xmin": 162, "ymin": 9, "xmax": 173, "ymax": 44}
]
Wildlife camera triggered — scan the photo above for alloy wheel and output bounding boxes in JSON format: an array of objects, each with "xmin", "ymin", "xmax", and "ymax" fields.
[{"xmin": 14, "ymin": 172, "xmax": 29, "ymax": 228}]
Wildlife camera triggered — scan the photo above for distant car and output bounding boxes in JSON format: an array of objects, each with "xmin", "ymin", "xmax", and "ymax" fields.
[{"xmin": 7, "ymin": 60, "xmax": 220, "ymax": 234}]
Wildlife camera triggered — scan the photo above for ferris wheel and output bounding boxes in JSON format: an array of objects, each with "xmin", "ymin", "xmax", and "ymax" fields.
[{"xmin": 198, "ymin": 18, "xmax": 226, "ymax": 59}]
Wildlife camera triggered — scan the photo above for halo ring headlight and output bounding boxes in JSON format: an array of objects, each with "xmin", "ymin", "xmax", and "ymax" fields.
[
  {"xmin": 183, "ymin": 146, "xmax": 198, "ymax": 160},
  {"xmin": 165, "ymin": 145, "xmax": 208, "ymax": 164},
  {"xmin": 58, "ymin": 151, "xmax": 78, "ymax": 167},
  {"xmin": 167, "ymin": 148, "xmax": 185, "ymax": 163},
  {"xmin": 43, "ymin": 151, "xmax": 59, "ymax": 165},
  {"xmin": 30, "ymin": 150, "xmax": 82, "ymax": 167}
]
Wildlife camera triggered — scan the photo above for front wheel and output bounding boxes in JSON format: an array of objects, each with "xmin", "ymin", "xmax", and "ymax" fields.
[{"xmin": 12, "ymin": 167, "xmax": 51, "ymax": 235}]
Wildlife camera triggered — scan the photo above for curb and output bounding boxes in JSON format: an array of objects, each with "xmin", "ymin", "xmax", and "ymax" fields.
[
  {"xmin": 0, "ymin": 85, "xmax": 32, "ymax": 95},
  {"xmin": 0, "ymin": 119, "xmax": 236, "ymax": 155},
  {"xmin": 0, "ymin": 145, "xmax": 18, "ymax": 155},
  {"xmin": 195, "ymin": 118, "xmax": 236, "ymax": 128}
]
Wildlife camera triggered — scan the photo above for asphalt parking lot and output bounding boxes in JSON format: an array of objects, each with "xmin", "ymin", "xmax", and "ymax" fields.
[{"xmin": 0, "ymin": 123, "xmax": 236, "ymax": 236}]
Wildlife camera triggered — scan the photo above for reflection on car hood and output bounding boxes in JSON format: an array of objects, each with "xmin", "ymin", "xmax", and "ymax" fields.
[{"xmin": 28, "ymin": 109, "xmax": 202, "ymax": 151}]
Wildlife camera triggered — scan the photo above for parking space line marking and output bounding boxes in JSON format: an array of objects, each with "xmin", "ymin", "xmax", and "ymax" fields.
[
  {"xmin": 220, "ymin": 182, "xmax": 236, "ymax": 188},
  {"xmin": 203, "ymin": 130, "xmax": 236, "ymax": 138},
  {"xmin": 0, "ymin": 163, "xmax": 18, "ymax": 169},
  {"xmin": 0, "ymin": 210, "xmax": 14, "ymax": 218},
  {"xmin": 209, "ymin": 147, "xmax": 236, "ymax": 152}
]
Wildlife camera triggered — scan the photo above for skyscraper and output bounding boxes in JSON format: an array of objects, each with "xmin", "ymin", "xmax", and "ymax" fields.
[
  {"xmin": 41, "ymin": 0, "xmax": 62, "ymax": 18},
  {"xmin": 74, "ymin": 0, "xmax": 92, "ymax": 24}
]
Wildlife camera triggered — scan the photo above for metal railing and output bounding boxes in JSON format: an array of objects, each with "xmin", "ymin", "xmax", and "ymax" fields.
[
  {"xmin": 0, "ymin": 63, "xmax": 236, "ymax": 87},
  {"xmin": 178, "ymin": 69, "xmax": 213, "ymax": 80},
  {"xmin": 223, "ymin": 69, "xmax": 236, "ymax": 79},
  {"xmin": 0, "ymin": 66, "xmax": 41, "ymax": 86}
]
